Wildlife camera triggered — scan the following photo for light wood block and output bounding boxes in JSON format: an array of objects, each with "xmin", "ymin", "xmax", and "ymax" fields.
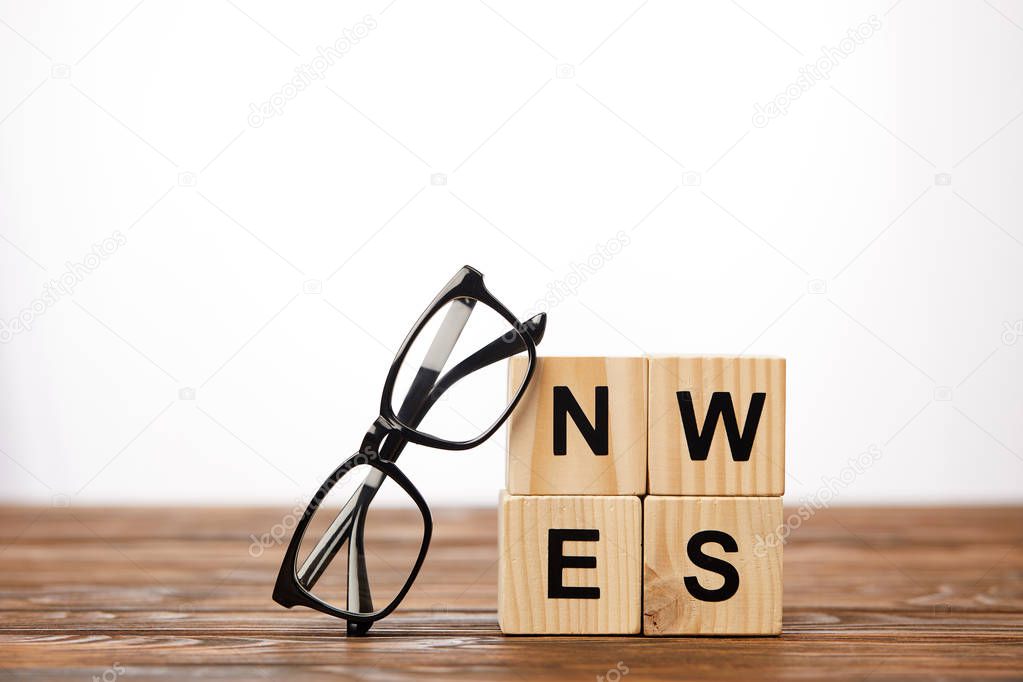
[
  {"xmin": 648, "ymin": 355, "xmax": 785, "ymax": 496},
  {"xmin": 643, "ymin": 496, "xmax": 782, "ymax": 635},
  {"xmin": 498, "ymin": 492, "xmax": 642, "ymax": 634},
  {"xmin": 507, "ymin": 356, "xmax": 647, "ymax": 495}
]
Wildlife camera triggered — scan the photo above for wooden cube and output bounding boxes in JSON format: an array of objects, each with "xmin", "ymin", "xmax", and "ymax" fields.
[
  {"xmin": 498, "ymin": 492, "xmax": 642, "ymax": 634},
  {"xmin": 643, "ymin": 496, "xmax": 782, "ymax": 635},
  {"xmin": 648, "ymin": 355, "xmax": 785, "ymax": 496},
  {"xmin": 506, "ymin": 356, "xmax": 647, "ymax": 496}
]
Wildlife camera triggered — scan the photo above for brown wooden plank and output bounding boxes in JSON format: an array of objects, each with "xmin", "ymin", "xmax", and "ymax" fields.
[
  {"xmin": 0, "ymin": 505, "xmax": 1020, "ymax": 680},
  {"xmin": 1, "ymin": 632, "xmax": 1021, "ymax": 680}
]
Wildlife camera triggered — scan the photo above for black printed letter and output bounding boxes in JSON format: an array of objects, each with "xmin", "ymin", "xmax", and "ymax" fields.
[
  {"xmin": 547, "ymin": 528, "xmax": 600, "ymax": 599},
  {"xmin": 553, "ymin": 386, "xmax": 608, "ymax": 456},
  {"xmin": 684, "ymin": 530, "xmax": 740, "ymax": 602},
  {"xmin": 676, "ymin": 391, "xmax": 766, "ymax": 461}
]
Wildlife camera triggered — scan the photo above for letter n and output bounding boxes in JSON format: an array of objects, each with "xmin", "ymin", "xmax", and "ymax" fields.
[{"xmin": 553, "ymin": 386, "xmax": 608, "ymax": 456}]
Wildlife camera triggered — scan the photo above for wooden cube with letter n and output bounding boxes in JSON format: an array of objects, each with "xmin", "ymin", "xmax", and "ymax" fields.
[
  {"xmin": 498, "ymin": 492, "xmax": 642, "ymax": 634},
  {"xmin": 643, "ymin": 496, "xmax": 782, "ymax": 635},
  {"xmin": 648, "ymin": 355, "xmax": 785, "ymax": 496},
  {"xmin": 506, "ymin": 356, "xmax": 647, "ymax": 496}
]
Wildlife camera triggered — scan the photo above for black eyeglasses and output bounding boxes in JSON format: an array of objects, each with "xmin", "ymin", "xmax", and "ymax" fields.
[{"xmin": 272, "ymin": 266, "xmax": 545, "ymax": 635}]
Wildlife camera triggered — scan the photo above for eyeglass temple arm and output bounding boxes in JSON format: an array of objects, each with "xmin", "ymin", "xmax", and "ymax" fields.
[
  {"xmin": 346, "ymin": 494, "xmax": 374, "ymax": 615},
  {"xmin": 341, "ymin": 312, "xmax": 545, "ymax": 624},
  {"xmin": 295, "ymin": 300, "xmax": 476, "ymax": 590},
  {"xmin": 296, "ymin": 468, "xmax": 385, "ymax": 588},
  {"xmin": 296, "ymin": 310, "xmax": 546, "ymax": 590},
  {"xmin": 341, "ymin": 301, "xmax": 480, "ymax": 619},
  {"xmin": 376, "ymin": 312, "xmax": 546, "ymax": 463},
  {"xmin": 411, "ymin": 312, "xmax": 547, "ymax": 422},
  {"xmin": 392, "ymin": 297, "xmax": 478, "ymax": 431}
]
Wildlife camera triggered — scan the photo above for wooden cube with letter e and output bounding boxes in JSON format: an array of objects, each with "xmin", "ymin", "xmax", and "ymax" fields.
[
  {"xmin": 498, "ymin": 492, "xmax": 642, "ymax": 634},
  {"xmin": 647, "ymin": 355, "xmax": 785, "ymax": 496},
  {"xmin": 506, "ymin": 356, "xmax": 647, "ymax": 496}
]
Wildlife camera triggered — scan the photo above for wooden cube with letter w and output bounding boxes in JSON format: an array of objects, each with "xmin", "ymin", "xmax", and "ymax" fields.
[
  {"xmin": 499, "ymin": 355, "xmax": 785, "ymax": 636},
  {"xmin": 648, "ymin": 355, "xmax": 785, "ymax": 496}
]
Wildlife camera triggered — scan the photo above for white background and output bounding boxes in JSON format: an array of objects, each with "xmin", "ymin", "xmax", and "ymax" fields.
[{"xmin": 1, "ymin": 0, "xmax": 1021, "ymax": 507}]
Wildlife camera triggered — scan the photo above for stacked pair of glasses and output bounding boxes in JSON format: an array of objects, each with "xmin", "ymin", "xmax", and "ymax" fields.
[{"xmin": 273, "ymin": 266, "xmax": 545, "ymax": 635}]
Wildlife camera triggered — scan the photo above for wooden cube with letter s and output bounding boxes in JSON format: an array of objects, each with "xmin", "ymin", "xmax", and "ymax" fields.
[{"xmin": 643, "ymin": 496, "xmax": 782, "ymax": 635}]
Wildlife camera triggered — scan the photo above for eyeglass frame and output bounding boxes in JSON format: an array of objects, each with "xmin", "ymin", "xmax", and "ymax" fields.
[{"xmin": 272, "ymin": 266, "xmax": 544, "ymax": 633}]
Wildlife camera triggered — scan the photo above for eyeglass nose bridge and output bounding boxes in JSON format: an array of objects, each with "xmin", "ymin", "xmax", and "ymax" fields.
[
  {"xmin": 353, "ymin": 417, "xmax": 389, "ymax": 454},
  {"xmin": 363, "ymin": 416, "xmax": 412, "ymax": 464}
]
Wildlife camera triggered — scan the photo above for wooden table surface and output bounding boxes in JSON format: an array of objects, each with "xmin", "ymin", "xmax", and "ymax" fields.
[{"xmin": 0, "ymin": 505, "xmax": 1020, "ymax": 680}]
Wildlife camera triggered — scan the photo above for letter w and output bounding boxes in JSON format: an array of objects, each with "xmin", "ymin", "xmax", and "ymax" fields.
[{"xmin": 676, "ymin": 391, "xmax": 766, "ymax": 461}]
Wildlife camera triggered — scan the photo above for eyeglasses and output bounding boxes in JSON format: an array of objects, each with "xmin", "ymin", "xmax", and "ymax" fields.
[{"xmin": 272, "ymin": 266, "xmax": 545, "ymax": 635}]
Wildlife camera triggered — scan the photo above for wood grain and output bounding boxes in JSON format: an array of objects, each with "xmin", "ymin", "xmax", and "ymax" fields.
[
  {"xmin": 498, "ymin": 493, "xmax": 642, "ymax": 634},
  {"xmin": 648, "ymin": 355, "xmax": 785, "ymax": 496},
  {"xmin": 643, "ymin": 496, "xmax": 782, "ymax": 635},
  {"xmin": 506, "ymin": 356, "xmax": 647, "ymax": 495},
  {"xmin": 0, "ymin": 505, "xmax": 1020, "ymax": 680}
]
